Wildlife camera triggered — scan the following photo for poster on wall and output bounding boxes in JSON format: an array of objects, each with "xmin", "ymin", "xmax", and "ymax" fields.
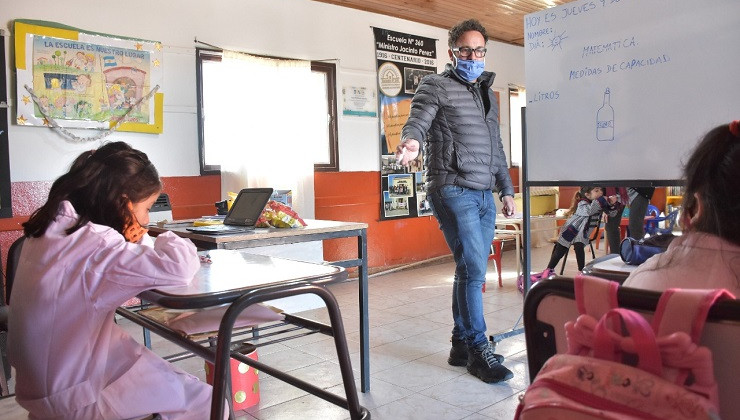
[
  {"xmin": 342, "ymin": 86, "xmax": 377, "ymax": 117},
  {"xmin": 373, "ymin": 27, "xmax": 436, "ymax": 220},
  {"xmin": 13, "ymin": 20, "xmax": 163, "ymax": 134}
]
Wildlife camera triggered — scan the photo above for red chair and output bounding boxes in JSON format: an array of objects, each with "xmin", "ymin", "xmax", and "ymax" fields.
[
  {"xmin": 592, "ymin": 220, "xmax": 608, "ymax": 252},
  {"xmin": 486, "ymin": 235, "xmax": 515, "ymax": 291}
]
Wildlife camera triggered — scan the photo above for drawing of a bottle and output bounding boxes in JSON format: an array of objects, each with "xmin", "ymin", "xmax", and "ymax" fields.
[{"xmin": 596, "ymin": 87, "xmax": 614, "ymax": 141}]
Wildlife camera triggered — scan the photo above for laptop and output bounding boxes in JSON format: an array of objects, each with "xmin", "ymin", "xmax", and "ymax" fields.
[{"xmin": 186, "ymin": 188, "xmax": 273, "ymax": 235}]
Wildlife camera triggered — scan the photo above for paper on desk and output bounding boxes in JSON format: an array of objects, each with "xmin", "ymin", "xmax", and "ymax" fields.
[
  {"xmin": 592, "ymin": 256, "xmax": 638, "ymax": 274},
  {"xmin": 140, "ymin": 304, "xmax": 284, "ymax": 337}
]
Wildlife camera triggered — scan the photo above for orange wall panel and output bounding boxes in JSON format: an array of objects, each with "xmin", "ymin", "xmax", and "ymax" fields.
[
  {"xmin": 314, "ymin": 171, "xmax": 450, "ymax": 269},
  {"xmin": 0, "ymin": 175, "xmax": 220, "ymax": 279},
  {"xmin": 5, "ymin": 171, "xmax": 507, "ymax": 276}
]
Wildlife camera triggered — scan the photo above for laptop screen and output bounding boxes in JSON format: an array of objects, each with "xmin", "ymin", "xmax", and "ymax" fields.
[{"xmin": 224, "ymin": 188, "xmax": 273, "ymax": 226}]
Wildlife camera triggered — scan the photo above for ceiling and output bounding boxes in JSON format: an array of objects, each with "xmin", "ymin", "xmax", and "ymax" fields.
[{"xmin": 311, "ymin": 0, "xmax": 570, "ymax": 47}]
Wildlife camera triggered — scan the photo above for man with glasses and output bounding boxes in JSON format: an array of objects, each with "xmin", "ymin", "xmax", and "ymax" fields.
[{"xmin": 397, "ymin": 19, "xmax": 516, "ymax": 383}]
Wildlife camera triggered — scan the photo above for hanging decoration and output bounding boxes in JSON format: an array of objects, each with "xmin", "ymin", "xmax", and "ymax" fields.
[
  {"xmin": 13, "ymin": 20, "xmax": 164, "ymax": 139},
  {"xmin": 373, "ymin": 27, "xmax": 436, "ymax": 220}
]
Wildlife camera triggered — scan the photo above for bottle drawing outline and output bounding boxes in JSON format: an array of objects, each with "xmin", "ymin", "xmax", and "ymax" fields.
[{"xmin": 596, "ymin": 87, "xmax": 614, "ymax": 141}]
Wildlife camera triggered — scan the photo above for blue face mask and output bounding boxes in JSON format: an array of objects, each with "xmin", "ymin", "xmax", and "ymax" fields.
[{"xmin": 454, "ymin": 58, "xmax": 485, "ymax": 82}]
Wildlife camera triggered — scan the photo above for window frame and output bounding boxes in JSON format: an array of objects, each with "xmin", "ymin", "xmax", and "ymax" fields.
[
  {"xmin": 195, "ymin": 48, "xmax": 339, "ymax": 175},
  {"xmin": 311, "ymin": 61, "xmax": 339, "ymax": 172}
]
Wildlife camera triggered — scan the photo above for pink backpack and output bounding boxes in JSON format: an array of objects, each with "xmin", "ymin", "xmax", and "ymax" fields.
[{"xmin": 515, "ymin": 274, "xmax": 735, "ymax": 420}]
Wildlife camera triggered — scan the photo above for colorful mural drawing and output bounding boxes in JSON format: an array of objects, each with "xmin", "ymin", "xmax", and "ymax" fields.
[
  {"xmin": 30, "ymin": 36, "xmax": 152, "ymax": 123},
  {"xmin": 14, "ymin": 20, "xmax": 163, "ymax": 134}
]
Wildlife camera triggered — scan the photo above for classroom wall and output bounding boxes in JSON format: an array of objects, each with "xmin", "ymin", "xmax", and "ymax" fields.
[
  {"xmin": 1, "ymin": 0, "xmax": 526, "ymax": 272},
  {"xmin": 2, "ymin": 0, "xmax": 524, "ymax": 180}
]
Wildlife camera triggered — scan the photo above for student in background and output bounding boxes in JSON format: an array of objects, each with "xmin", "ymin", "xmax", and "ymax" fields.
[
  {"xmin": 8, "ymin": 142, "xmax": 222, "ymax": 419},
  {"xmin": 624, "ymin": 121, "xmax": 740, "ymax": 295},
  {"xmin": 543, "ymin": 186, "xmax": 619, "ymax": 275}
]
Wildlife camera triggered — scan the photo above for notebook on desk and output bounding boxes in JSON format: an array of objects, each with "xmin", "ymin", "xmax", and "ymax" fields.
[{"xmin": 186, "ymin": 188, "xmax": 273, "ymax": 235}]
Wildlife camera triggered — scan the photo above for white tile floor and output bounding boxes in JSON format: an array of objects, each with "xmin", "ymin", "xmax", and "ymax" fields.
[{"xmin": 2, "ymin": 240, "xmax": 610, "ymax": 419}]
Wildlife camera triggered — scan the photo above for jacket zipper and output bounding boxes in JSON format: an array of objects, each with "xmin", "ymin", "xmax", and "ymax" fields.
[{"xmin": 471, "ymin": 84, "xmax": 495, "ymax": 188}]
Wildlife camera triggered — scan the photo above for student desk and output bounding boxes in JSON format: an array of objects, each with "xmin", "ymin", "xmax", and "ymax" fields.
[
  {"xmin": 495, "ymin": 214, "xmax": 565, "ymax": 278},
  {"xmin": 148, "ymin": 219, "xmax": 371, "ymax": 393},
  {"xmin": 116, "ymin": 250, "xmax": 369, "ymax": 420},
  {"xmin": 582, "ymin": 254, "xmax": 636, "ymax": 283}
]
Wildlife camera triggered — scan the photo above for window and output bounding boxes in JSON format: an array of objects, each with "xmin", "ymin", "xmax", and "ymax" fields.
[
  {"xmin": 508, "ymin": 86, "xmax": 526, "ymax": 167},
  {"xmin": 310, "ymin": 62, "xmax": 338, "ymax": 172},
  {"xmin": 196, "ymin": 48, "xmax": 338, "ymax": 175}
]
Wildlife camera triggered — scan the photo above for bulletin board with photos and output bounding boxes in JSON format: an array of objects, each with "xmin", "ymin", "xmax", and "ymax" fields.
[{"xmin": 374, "ymin": 26, "xmax": 436, "ymax": 220}]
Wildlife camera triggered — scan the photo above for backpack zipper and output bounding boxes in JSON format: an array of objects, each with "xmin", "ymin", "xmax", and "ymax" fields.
[{"xmin": 524, "ymin": 378, "xmax": 664, "ymax": 420}]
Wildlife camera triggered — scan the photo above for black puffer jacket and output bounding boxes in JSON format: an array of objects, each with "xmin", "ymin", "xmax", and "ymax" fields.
[{"xmin": 401, "ymin": 64, "xmax": 514, "ymax": 198}]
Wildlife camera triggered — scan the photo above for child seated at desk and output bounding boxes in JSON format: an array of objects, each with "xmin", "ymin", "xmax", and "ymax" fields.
[
  {"xmin": 8, "ymin": 142, "xmax": 224, "ymax": 419},
  {"xmin": 624, "ymin": 120, "xmax": 740, "ymax": 295},
  {"xmin": 543, "ymin": 186, "xmax": 619, "ymax": 274}
]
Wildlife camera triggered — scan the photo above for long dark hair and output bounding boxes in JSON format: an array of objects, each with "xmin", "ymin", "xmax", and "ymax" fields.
[
  {"xmin": 682, "ymin": 123, "xmax": 740, "ymax": 245},
  {"xmin": 23, "ymin": 141, "xmax": 162, "ymax": 238}
]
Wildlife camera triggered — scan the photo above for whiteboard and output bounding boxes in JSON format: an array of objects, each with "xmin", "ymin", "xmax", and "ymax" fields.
[{"xmin": 524, "ymin": 0, "xmax": 740, "ymax": 183}]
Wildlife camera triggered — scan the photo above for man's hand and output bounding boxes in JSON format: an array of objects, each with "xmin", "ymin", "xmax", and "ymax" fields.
[
  {"xmin": 395, "ymin": 139, "xmax": 420, "ymax": 166},
  {"xmin": 502, "ymin": 195, "xmax": 516, "ymax": 218}
]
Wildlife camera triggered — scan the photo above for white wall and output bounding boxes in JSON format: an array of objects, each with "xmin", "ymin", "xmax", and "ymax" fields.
[{"xmin": 2, "ymin": 0, "xmax": 524, "ymax": 181}]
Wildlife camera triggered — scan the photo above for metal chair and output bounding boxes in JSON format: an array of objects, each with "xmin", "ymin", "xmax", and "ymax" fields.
[
  {"xmin": 486, "ymin": 234, "xmax": 516, "ymax": 291},
  {"xmin": 1, "ymin": 236, "xmax": 24, "ymax": 396},
  {"xmin": 626, "ymin": 204, "xmax": 661, "ymax": 239},
  {"xmin": 0, "ymin": 281, "xmax": 7, "ymax": 396},
  {"xmin": 645, "ymin": 209, "xmax": 679, "ymax": 235},
  {"xmin": 523, "ymin": 277, "xmax": 740, "ymax": 420},
  {"xmin": 559, "ymin": 214, "xmax": 601, "ymax": 275},
  {"xmin": 592, "ymin": 216, "xmax": 609, "ymax": 253},
  {"xmin": 646, "ymin": 204, "xmax": 659, "ymax": 218}
]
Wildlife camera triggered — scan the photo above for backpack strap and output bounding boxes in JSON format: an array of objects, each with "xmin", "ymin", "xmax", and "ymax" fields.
[
  {"xmin": 651, "ymin": 288, "xmax": 735, "ymax": 400},
  {"xmin": 574, "ymin": 274, "xmax": 619, "ymax": 318},
  {"xmin": 593, "ymin": 308, "xmax": 663, "ymax": 377},
  {"xmin": 652, "ymin": 288, "xmax": 736, "ymax": 342}
]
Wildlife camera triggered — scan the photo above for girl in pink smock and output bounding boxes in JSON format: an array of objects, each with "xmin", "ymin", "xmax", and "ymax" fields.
[
  {"xmin": 624, "ymin": 121, "xmax": 740, "ymax": 295},
  {"xmin": 8, "ymin": 142, "xmax": 224, "ymax": 419}
]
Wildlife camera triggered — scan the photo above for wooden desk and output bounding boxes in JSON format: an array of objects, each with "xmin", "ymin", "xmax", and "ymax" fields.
[
  {"xmin": 149, "ymin": 219, "xmax": 372, "ymax": 393},
  {"xmin": 496, "ymin": 215, "xmax": 564, "ymax": 278},
  {"xmin": 117, "ymin": 250, "xmax": 369, "ymax": 420}
]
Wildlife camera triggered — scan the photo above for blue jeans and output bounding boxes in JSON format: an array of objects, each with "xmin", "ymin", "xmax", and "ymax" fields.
[{"xmin": 428, "ymin": 185, "xmax": 497, "ymax": 349}]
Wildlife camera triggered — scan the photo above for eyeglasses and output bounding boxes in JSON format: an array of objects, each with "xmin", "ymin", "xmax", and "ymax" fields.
[{"xmin": 452, "ymin": 47, "xmax": 487, "ymax": 58}]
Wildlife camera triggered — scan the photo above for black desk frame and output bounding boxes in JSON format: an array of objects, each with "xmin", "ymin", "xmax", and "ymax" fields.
[
  {"xmin": 173, "ymin": 225, "xmax": 370, "ymax": 393},
  {"xmin": 117, "ymin": 280, "xmax": 370, "ymax": 420}
]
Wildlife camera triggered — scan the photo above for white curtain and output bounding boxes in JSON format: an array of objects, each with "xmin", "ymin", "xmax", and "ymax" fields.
[{"xmin": 204, "ymin": 50, "xmax": 324, "ymax": 219}]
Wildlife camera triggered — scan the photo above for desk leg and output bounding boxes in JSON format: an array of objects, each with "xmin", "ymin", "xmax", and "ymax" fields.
[
  {"xmin": 210, "ymin": 285, "xmax": 369, "ymax": 420},
  {"xmin": 358, "ymin": 230, "xmax": 370, "ymax": 393},
  {"xmin": 515, "ymin": 233, "xmax": 522, "ymax": 279}
]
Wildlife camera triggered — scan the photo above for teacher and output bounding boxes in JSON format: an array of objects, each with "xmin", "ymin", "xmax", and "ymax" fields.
[{"xmin": 395, "ymin": 18, "xmax": 516, "ymax": 384}]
